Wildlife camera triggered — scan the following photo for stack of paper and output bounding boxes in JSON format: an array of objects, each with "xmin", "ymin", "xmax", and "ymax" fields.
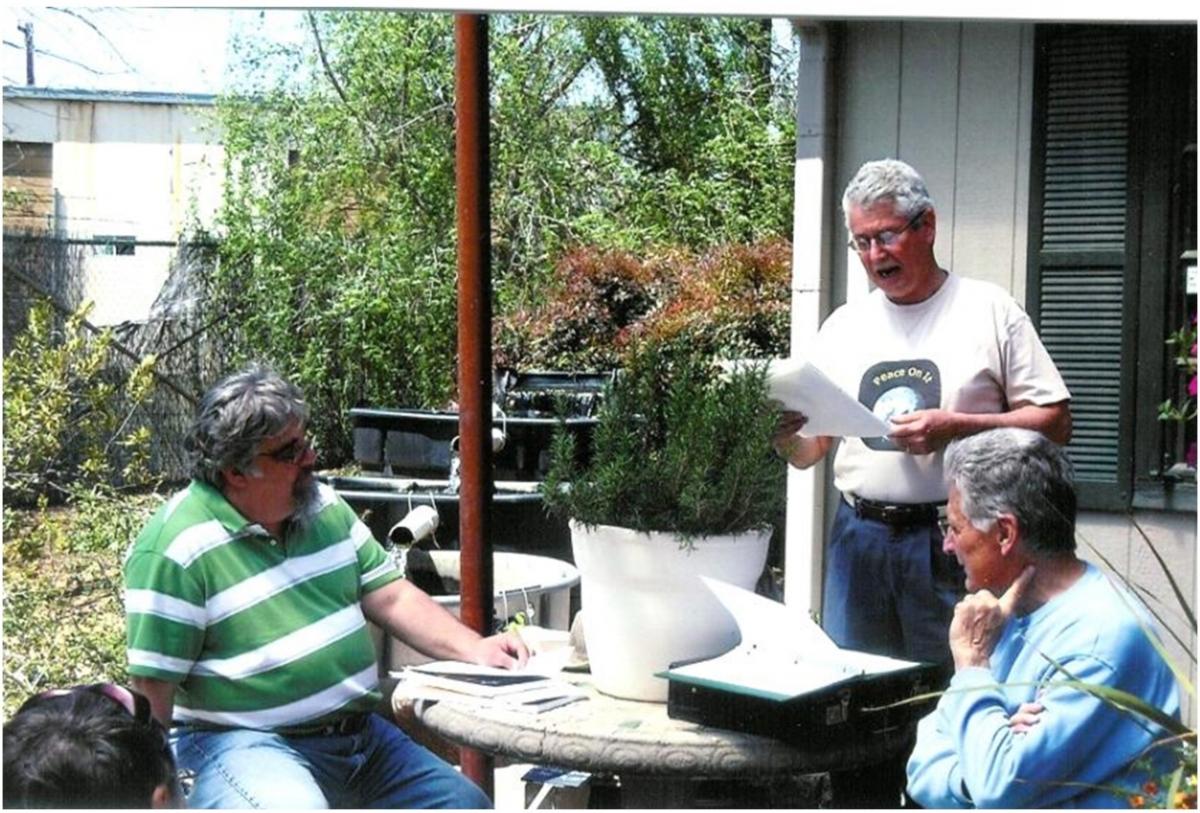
[
  {"xmin": 661, "ymin": 577, "xmax": 925, "ymax": 700},
  {"xmin": 765, "ymin": 357, "xmax": 890, "ymax": 438},
  {"xmin": 395, "ymin": 661, "xmax": 587, "ymax": 714}
]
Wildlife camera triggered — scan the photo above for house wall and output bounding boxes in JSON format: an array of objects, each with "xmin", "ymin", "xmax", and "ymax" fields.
[
  {"xmin": 832, "ymin": 21, "xmax": 1034, "ymax": 303},
  {"xmin": 804, "ymin": 19, "xmax": 1197, "ymax": 723},
  {"xmin": 3, "ymin": 95, "xmax": 223, "ymax": 326}
]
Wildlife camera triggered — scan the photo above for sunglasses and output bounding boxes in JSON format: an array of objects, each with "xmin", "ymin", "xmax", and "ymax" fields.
[{"xmin": 257, "ymin": 433, "xmax": 314, "ymax": 464}]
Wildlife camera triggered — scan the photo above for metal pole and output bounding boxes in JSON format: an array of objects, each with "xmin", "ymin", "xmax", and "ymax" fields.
[
  {"xmin": 19, "ymin": 22, "xmax": 34, "ymax": 85},
  {"xmin": 454, "ymin": 12, "xmax": 494, "ymax": 798}
]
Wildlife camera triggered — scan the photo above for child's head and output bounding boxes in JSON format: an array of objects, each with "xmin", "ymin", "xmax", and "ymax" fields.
[{"xmin": 3, "ymin": 683, "xmax": 182, "ymax": 808}]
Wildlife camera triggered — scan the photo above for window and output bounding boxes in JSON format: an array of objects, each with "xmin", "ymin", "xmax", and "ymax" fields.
[
  {"xmin": 2, "ymin": 141, "xmax": 53, "ymax": 232},
  {"xmin": 93, "ymin": 235, "xmax": 137, "ymax": 256},
  {"xmin": 1028, "ymin": 24, "xmax": 1197, "ymax": 511}
]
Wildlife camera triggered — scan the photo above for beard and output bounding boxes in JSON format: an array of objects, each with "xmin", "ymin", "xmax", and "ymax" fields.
[{"xmin": 291, "ymin": 469, "xmax": 321, "ymax": 516}]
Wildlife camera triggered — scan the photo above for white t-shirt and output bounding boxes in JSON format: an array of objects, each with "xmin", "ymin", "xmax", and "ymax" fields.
[{"xmin": 811, "ymin": 273, "xmax": 1070, "ymax": 504}]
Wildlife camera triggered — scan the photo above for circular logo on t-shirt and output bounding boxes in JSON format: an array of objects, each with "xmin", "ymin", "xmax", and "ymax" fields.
[{"xmin": 858, "ymin": 360, "xmax": 941, "ymax": 451}]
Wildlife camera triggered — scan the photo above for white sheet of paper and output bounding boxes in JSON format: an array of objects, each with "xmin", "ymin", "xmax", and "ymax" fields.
[
  {"xmin": 766, "ymin": 357, "xmax": 890, "ymax": 438},
  {"xmin": 668, "ymin": 577, "xmax": 921, "ymax": 698},
  {"xmin": 699, "ymin": 575, "xmax": 839, "ymax": 658},
  {"xmin": 394, "ymin": 652, "xmax": 569, "ymax": 680},
  {"xmin": 666, "ymin": 648, "xmax": 864, "ymax": 697}
]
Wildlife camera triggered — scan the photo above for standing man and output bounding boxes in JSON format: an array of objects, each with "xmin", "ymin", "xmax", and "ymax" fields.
[
  {"xmin": 772, "ymin": 160, "xmax": 1071, "ymax": 805},
  {"xmin": 907, "ymin": 428, "xmax": 1180, "ymax": 808},
  {"xmin": 124, "ymin": 364, "xmax": 526, "ymax": 808},
  {"xmin": 774, "ymin": 158, "xmax": 1071, "ymax": 670}
]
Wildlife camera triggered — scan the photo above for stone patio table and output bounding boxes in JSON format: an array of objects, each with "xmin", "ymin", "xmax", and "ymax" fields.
[{"xmin": 395, "ymin": 672, "xmax": 915, "ymax": 807}]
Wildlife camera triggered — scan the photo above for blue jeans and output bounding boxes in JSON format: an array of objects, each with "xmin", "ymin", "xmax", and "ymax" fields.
[
  {"xmin": 173, "ymin": 713, "xmax": 491, "ymax": 809},
  {"xmin": 822, "ymin": 498, "xmax": 964, "ymax": 669}
]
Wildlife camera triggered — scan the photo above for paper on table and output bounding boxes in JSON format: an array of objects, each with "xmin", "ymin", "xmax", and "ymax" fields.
[
  {"xmin": 396, "ymin": 651, "xmax": 571, "ymax": 682},
  {"xmin": 766, "ymin": 357, "xmax": 890, "ymax": 438},
  {"xmin": 660, "ymin": 577, "xmax": 921, "ymax": 699}
]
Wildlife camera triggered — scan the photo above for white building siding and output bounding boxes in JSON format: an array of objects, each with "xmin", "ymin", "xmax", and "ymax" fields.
[
  {"xmin": 818, "ymin": 19, "xmax": 1195, "ymax": 724},
  {"xmin": 833, "ymin": 21, "xmax": 1034, "ymax": 303},
  {"xmin": 4, "ymin": 93, "xmax": 222, "ymax": 326}
]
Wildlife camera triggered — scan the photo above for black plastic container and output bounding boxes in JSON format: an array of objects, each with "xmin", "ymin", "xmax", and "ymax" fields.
[
  {"xmin": 349, "ymin": 408, "xmax": 597, "ymax": 482},
  {"xmin": 349, "ymin": 370, "xmax": 611, "ymax": 481}
]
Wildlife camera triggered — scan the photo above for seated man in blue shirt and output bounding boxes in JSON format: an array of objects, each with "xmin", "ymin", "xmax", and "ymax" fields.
[{"xmin": 906, "ymin": 428, "xmax": 1181, "ymax": 808}]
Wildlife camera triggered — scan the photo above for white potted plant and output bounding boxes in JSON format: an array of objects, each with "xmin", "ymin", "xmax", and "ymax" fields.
[{"xmin": 542, "ymin": 344, "xmax": 785, "ymax": 701}]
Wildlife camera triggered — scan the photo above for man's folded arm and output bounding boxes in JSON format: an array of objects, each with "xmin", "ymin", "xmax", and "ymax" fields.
[
  {"xmin": 946, "ymin": 660, "xmax": 1142, "ymax": 808},
  {"xmin": 906, "ymin": 706, "xmax": 973, "ymax": 808}
]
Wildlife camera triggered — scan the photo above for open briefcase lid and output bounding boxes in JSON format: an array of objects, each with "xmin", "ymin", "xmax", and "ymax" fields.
[{"xmin": 659, "ymin": 577, "xmax": 941, "ymax": 744}]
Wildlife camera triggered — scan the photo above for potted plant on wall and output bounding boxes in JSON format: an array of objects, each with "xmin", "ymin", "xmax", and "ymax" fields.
[{"xmin": 542, "ymin": 343, "xmax": 785, "ymax": 701}]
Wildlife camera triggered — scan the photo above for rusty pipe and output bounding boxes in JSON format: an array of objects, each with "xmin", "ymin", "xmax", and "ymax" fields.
[{"xmin": 454, "ymin": 12, "xmax": 494, "ymax": 797}]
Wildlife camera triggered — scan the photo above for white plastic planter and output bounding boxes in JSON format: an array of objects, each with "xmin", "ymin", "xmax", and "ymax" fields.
[{"xmin": 570, "ymin": 520, "xmax": 770, "ymax": 702}]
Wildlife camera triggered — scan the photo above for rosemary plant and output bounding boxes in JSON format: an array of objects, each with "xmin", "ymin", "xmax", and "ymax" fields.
[{"xmin": 542, "ymin": 344, "xmax": 785, "ymax": 542}]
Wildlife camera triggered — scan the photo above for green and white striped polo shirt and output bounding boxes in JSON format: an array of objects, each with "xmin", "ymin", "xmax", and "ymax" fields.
[{"xmin": 124, "ymin": 480, "xmax": 400, "ymax": 730}]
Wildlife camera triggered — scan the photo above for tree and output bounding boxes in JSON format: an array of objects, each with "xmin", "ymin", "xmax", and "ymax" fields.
[
  {"xmin": 579, "ymin": 16, "xmax": 775, "ymax": 174},
  {"xmin": 206, "ymin": 11, "xmax": 797, "ymax": 462}
]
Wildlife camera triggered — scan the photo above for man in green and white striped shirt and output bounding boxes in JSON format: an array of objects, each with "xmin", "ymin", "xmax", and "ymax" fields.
[{"xmin": 124, "ymin": 365, "xmax": 528, "ymax": 808}]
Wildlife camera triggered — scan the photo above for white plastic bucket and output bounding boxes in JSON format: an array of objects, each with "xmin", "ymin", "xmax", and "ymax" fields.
[
  {"xmin": 384, "ymin": 550, "xmax": 580, "ymax": 669},
  {"xmin": 570, "ymin": 520, "xmax": 770, "ymax": 702}
]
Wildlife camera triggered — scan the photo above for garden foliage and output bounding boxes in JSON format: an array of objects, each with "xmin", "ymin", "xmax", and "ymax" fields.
[
  {"xmin": 1, "ymin": 299, "xmax": 156, "ymax": 506},
  {"xmin": 1158, "ymin": 317, "xmax": 1197, "ymax": 469},
  {"xmin": 542, "ymin": 344, "xmax": 786, "ymax": 540},
  {"xmin": 207, "ymin": 11, "xmax": 797, "ymax": 463},
  {"xmin": 2, "ymin": 493, "xmax": 165, "ymax": 717},
  {"xmin": 494, "ymin": 238, "xmax": 792, "ymax": 371}
]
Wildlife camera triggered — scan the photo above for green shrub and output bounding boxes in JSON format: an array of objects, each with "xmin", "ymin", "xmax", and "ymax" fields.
[
  {"xmin": 542, "ymin": 344, "xmax": 785, "ymax": 540},
  {"xmin": 209, "ymin": 11, "xmax": 797, "ymax": 461},
  {"xmin": 2, "ymin": 300, "xmax": 156, "ymax": 506}
]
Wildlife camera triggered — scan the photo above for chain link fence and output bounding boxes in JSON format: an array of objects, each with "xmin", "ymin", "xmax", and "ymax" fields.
[{"xmin": 3, "ymin": 235, "xmax": 230, "ymax": 484}]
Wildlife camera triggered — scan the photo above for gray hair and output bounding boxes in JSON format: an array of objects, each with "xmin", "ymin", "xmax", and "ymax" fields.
[
  {"xmin": 186, "ymin": 364, "xmax": 309, "ymax": 487},
  {"xmin": 841, "ymin": 159, "xmax": 935, "ymax": 228},
  {"xmin": 944, "ymin": 428, "xmax": 1076, "ymax": 557}
]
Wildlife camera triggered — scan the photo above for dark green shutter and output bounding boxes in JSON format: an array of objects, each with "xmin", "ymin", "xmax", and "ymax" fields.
[{"xmin": 1029, "ymin": 26, "xmax": 1132, "ymax": 508}]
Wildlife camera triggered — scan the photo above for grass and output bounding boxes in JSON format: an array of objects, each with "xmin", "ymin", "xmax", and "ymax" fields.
[{"xmin": 2, "ymin": 491, "xmax": 165, "ymax": 717}]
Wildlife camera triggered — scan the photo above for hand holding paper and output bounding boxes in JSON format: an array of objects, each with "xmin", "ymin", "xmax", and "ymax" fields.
[{"xmin": 766, "ymin": 358, "xmax": 890, "ymax": 438}]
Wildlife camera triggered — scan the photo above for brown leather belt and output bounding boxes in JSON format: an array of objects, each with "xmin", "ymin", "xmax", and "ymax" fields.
[
  {"xmin": 280, "ymin": 712, "xmax": 370, "ymax": 738},
  {"xmin": 847, "ymin": 494, "xmax": 944, "ymax": 528}
]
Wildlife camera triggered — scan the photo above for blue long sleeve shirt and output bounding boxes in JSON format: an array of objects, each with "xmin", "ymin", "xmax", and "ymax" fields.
[{"xmin": 906, "ymin": 563, "xmax": 1181, "ymax": 808}]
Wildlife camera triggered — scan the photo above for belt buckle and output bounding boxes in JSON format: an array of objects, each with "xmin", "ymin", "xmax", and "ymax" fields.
[{"xmin": 335, "ymin": 713, "xmax": 364, "ymax": 736}]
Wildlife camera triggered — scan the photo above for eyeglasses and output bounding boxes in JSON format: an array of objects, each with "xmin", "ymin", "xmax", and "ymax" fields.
[
  {"xmin": 258, "ymin": 433, "xmax": 314, "ymax": 464},
  {"xmin": 847, "ymin": 210, "xmax": 926, "ymax": 253},
  {"xmin": 937, "ymin": 517, "xmax": 953, "ymax": 538}
]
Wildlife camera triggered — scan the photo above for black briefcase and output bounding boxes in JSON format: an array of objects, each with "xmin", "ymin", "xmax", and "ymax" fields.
[{"xmin": 664, "ymin": 655, "xmax": 941, "ymax": 746}]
